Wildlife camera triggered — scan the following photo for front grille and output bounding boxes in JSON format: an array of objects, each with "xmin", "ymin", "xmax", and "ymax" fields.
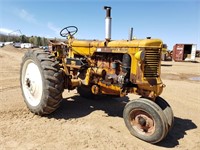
[{"xmin": 144, "ymin": 49, "xmax": 160, "ymax": 77}]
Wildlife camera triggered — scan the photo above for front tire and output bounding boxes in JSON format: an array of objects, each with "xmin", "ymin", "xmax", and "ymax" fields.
[
  {"xmin": 155, "ymin": 96, "xmax": 174, "ymax": 131},
  {"xmin": 20, "ymin": 50, "xmax": 64, "ymax": 115},
  {"xmin": 123, "ymin": 98, "xmax": 168, "ymax": 143}
]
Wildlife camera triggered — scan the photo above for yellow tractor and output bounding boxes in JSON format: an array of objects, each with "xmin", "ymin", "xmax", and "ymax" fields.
[{"xmin": 20, "ymin": 6, "xmax": 173, "ymax": 143}]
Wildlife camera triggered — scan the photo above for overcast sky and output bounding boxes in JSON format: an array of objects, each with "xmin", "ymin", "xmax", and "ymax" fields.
[{"xmin": 0, "ymin": 0, "xmax": 199, "ymax": 50}]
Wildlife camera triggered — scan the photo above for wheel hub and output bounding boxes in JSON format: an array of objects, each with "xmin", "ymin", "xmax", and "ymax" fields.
[
  {"xmin": 130, "ymin": 110, "xmax": 155, "ymax": 135},
  {"xmin": 25, "ymin": 78, "xmax": 36, "ymax": 95},
  {"xmin": 26, "ymin": 78, "xmax": 31, "ymax": 88},
  {"xmin": 22, "ymin": 60, "xmax": 43, "ymax": 107},
  {"xmin": 138, "ymin": 116, "xmax": 146, "ymax": 126}
]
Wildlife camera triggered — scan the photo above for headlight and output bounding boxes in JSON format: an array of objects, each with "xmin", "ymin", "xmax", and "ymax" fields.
[{"xmin": 135, "ymin": 50, "xmax": 145, "ymax": 61}]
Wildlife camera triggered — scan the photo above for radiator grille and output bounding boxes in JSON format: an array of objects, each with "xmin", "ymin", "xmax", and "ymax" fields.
[{"xmin": 144, "ymin": 49, "xmax": 160, "ymax": 77}]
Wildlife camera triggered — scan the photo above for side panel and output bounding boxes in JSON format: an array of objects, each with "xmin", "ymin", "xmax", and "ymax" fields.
[
  {"xmin": 191, "ymin": 44, "xmax": 197, "ymax": 60},
  {"xmin": 173, "ymin": 44, "xmax": 184, "ymax": 61}
]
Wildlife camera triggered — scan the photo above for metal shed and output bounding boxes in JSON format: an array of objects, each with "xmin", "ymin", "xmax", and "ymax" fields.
[{"xmin": 172, "ymin": 44, "xmax": 197, "ymax": 61}]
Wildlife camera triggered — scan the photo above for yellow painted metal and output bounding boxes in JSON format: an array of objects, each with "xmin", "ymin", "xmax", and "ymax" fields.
[
  {"xmin": 71, "ymin": 79, "xmax": 81, "ymax": 88},
  {"xmin": 97, "ymin": 81, "xmax": 121, "ymax": 96},
  {"xmin": 162, "ymin": 47, "xmax": 167, "ymax": 54},
  {"xmin": 91, "ymin": 85, "xmax": 100, "ymax": 95},
  {"xmin": 65, "ymin": 37, "xmax": 164, "ymax": 99},
  {"xmin": 62, "ymin": 58, "xmax": 69, "ymax": 75},
  {"xmin": 135, "ymin": 50, "xmax": 143, "ymax": 60},
  {"xmin": 83, "ymin": 68, "xmax": 91, "ymax": 85},
  {"xmin": 69, "ymin": 39, "xmax": 163, "ymax": 56},
  {"xmin": 162, "ymin": 44, "xmax": 168, "ymax": 54},
  {"xmin": 91, "ymin": 67, "xmax": 106, "ymax": 77}
]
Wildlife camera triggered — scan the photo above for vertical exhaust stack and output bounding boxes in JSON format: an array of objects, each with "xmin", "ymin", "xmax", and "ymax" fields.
[
  {"xmin": 104, "ymin": 6, "xmax": 112, "ymax": 41},
  {"xmin": 129, "ymin": 27, "xmax": 133, "ymax": 41}
]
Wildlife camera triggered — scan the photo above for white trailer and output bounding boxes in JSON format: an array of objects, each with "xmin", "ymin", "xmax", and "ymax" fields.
[{"xmin": 21, "ymin": 43, "xmax": 33, "ymax": 48}]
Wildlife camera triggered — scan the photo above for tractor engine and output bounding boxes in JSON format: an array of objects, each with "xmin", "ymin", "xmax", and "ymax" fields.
[{"xmin": 91, "ymin": 53, "xmax": 130, "ymax": 86}]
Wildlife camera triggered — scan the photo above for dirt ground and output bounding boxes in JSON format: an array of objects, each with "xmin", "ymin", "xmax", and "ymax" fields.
[{"xmin": 0, "ymin": 45, "xmax": 200, "ymax": 150}]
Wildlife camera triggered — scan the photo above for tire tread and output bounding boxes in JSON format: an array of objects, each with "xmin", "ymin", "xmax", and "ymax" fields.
[{"xmin": 20, "ymin": 49, "xmax": 64, "ymax": 115}]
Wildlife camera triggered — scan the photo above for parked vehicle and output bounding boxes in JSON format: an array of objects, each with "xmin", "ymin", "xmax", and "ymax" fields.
[
  {"xmin": 0, "ymin": 42, "xmax": 4, "ymax": 47},
  {"xmin": 13, "ymin": 42, "xmax": 22, "ymax": 48},
  {"xmin": 20, "ymin": 6, "xmax": 173, "ymax": 144},
  {"xmin": 21, "ymin": 43, "xmax": 33, "ymax": 49}
]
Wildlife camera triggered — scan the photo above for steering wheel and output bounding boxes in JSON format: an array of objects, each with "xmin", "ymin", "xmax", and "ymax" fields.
[{"xmin": 60, "ymin": 26, "xmax": 78, "ymax": 37}]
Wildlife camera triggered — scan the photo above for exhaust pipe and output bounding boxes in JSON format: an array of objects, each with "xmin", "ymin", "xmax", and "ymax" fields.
[
  {"xmin": 104, "ymin": 6, "xmax": 112, "ymax": 41},
  {"xmin": 129, "ymin": 27, "xmax": 133, "ymax": 41}
]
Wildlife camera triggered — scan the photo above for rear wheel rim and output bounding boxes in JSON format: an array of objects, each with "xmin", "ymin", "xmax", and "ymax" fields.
[
  {"xmin": 129, "ymin": 109, "xmax": 155, "ymax": 136},
  {"xmin": 22, "ymin": 59, "xmax": 43, "ymax": 107}
]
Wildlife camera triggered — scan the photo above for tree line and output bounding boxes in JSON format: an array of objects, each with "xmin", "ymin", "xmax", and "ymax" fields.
[{"xmin": 0, "ymin": 34, "xmax": 49, "ymax": 46}]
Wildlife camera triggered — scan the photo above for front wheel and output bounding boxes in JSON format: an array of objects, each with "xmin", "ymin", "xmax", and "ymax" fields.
[
  {"xmin": 20, "ymin": 50, "xmax": 64, "ymax": 115},
  {"xmin": 155, "ymin": 96, "xmax": 174, "ymax": 131},
  {"xmin": 123, "ymin": 98, "xmax": 168, "ymax": 143}
]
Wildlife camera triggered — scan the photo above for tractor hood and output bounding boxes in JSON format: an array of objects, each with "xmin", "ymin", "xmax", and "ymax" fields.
[{"xmin": 71, "ymin": 39, "xmax": 163, "ymax": 56}]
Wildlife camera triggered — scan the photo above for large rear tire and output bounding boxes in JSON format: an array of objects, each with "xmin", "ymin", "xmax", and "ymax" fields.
[
  {"xmin": 20, "ymin": 50, "xmax": 64, "ymax": 115},
  {"xmin": 123, "ymin": 98, "xmax": 168, "ymax": 143}
]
